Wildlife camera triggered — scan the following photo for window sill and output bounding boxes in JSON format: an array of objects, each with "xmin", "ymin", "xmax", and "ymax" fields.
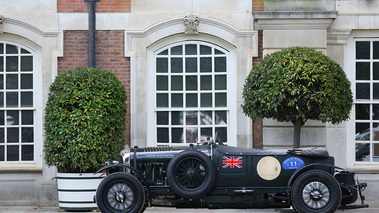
[{"xmin": 0, "ymin": 167, "xmax": 43, "ymax": 173}]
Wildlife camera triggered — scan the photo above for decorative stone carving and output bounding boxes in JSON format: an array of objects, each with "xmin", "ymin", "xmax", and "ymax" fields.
[
  {"xmin": 183, "ymin": 14, "xmax": 199, "ymax": 34},
  {"xmin": 0, "ymin": 16, "xmax": 4, "ymax": 34}
]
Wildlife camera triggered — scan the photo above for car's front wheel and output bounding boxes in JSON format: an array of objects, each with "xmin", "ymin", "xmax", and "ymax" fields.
[
  {"xmin": 291, "ymin": 169, "xmax": 341, "ymax": 213},
  {"xmin": 96, "ymin": 172, "xmax": 145, "ymax": 213}
]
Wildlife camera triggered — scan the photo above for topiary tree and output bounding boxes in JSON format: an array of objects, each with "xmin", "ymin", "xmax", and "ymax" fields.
[
  {"xmin": 44, "ymin": 67, "xmax": 127, "ymax": 173},
  {"xmin": 242, "ymin": 46, "xmax": 353, "ymax": 148}
]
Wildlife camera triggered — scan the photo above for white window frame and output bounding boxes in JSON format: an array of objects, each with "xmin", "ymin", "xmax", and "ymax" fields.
[
  {"xmin": 346, "ymin": 31, "xmax": 379, "ymax": 170},
  {"xmin": 0, "ymin": 36, "xmax": 42, "ymax": 169},
  {"xmin": 147, "ymin": 37, "xmax": 237, "ymax": 147}
]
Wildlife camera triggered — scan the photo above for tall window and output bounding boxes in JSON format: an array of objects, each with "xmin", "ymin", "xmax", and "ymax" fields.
[
  {"xmin": 0, "ymin": 43, "xmax": 34, "ymax": 162},
  {"xmin": 155, "ymin": 42, "xmax": 228, "ymax": 145},
  {"xmin": 354, "ymin": 40, "xmax": 379, "ymax": 162}
]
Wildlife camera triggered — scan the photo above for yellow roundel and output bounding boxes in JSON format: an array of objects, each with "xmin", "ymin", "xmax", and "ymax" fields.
[{"xmin": 257, "ymin": 156, "xmax": 281, "ymax": 181}]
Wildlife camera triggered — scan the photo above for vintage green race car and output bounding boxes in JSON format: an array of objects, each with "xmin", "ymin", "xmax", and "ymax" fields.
[{"xmin": 95, "ymin": 140, "xmax": 368, "ymax": 213}]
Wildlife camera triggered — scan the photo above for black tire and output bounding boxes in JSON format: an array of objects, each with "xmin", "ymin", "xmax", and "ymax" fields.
[
  {"xmin": 167, "ymin": 150, "xmax": 216, "ymax": 199},
  {"xmin": 96, "ymin": 172, "xmax": 145, "ymax": 213},
  {"xmin": 291, "ymin": 169, "xmax": 342, "ymax": 213}
]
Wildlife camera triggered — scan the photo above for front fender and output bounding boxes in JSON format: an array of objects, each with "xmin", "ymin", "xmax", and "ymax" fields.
[{"xmin": 95, "ymin": 164, "xmax": 152, "ymax": 204}]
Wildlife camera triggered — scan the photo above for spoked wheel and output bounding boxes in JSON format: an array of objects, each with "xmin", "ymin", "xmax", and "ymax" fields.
[
  {"xmin": 96, "ymin": 172, "xmax": 145, "ymax": 213},
  {"xmin": 291, "ymin": 169, "xmax": 341, "ymax": 213},
  {"xmin": 167, "ymin": 150, "xmax": 215, "ymax": 199}
]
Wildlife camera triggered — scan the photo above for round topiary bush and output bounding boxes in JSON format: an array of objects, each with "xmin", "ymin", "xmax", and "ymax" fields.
[
  {"xmin": 242, "ymin": 46, "xmax": 353, "ymax": 148},
  {"xmin": 44, "ymin": 67, "xmax": 127, "ymax": 173}
]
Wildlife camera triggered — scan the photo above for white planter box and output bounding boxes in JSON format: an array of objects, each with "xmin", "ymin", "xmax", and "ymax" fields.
[{"xmin": 57, "ymin": 172, "xmax": 103, "ymax": 210}]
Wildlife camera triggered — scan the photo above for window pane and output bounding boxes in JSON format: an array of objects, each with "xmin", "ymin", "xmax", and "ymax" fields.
[
  {"xmin": 374, "ymin": 63, "xmax": 379, "ymax": 80},
  {"xmin": 157, "ymin": 94, "xmax": 168, "ymax": 107},
  {"xmin": 0, "ymin": 145, "xmax": 4, "ymax": 161},
  {"xmin": 356, "ymin": 123, "xmax": 370, "ymax": 141},
  {"xmin": 185, "ymin": 58, "xmax": 197, "ymax": 73},
  {"xmin": 22, "ymin": 127, "xmax": 33, "ymax": 142},
  {"xmin": 172, "ymin": 128, "xmax": 183, "ymax": 143},
  {"xmin": 215, "ymin": 49, "xmax": 224, "ymax": 55},
  {"xmin": 216, "ymin": 127, "xmax": 227, "ymax": 142},
  {"xmin": 0, "ymin": 128, "xmax": 4, "ymax": 143},
  {"xmin": 156, "ymin": 76, "xmax": 168, "ymax": 91},
  {"xmin": 201, "ymin": 93, "xmax": 212, "ymax": 107},
  {"xmin": 200, "ymin": 111, "xmax": 212, "ymax": 125},
  {"xmin": 21, "ymin": 74, "xmax": 33, "ymax": 89},
  {"xmin": 171, "ymin": 46, "xmax": 182, "ymax": 55},
  {"xmin": 200, "ymin": 45, "xmax": 211, "ymax": 55},
  {"xmin": 7, "ymin": 128, "xmax": 19, "ymax": 143},
  {"xmin": 215, "ymin": 75, "xmax": 227, "ymax": 90},
  {"xmin": 157, "ymin": 128, "xmax": 169, "ymax": 143},
  {"xmin": 374, "ymin": 105, "xmax": 379, "ymax": 120},
  {"xmin": 356, "ymin": 62, "xmax": 370, "ymax": 80},
  {"xmin": 186, "ymin": 94, "xmax": 197, "ymax": 107},
  {"xmin": 6, "ymin": 74, "xmax": 18, "ymax": 89},
  {"xmin": 215, "ymin": 93, "xmax": 227, "ymax": 107},
  {"xmin": 21, "ymin": 48, "xmax": 31, "ymax": 54},
  {"xmin": 0, "ymin": 74, "xmax": 3, "ymax": 89},
  {"xmin": 200, "ymin": 57, "xmax": 212, "ymax": 73},
  {"xmin": 356, "ymin": 143, "xmax": 370, "ymax": 161},
  {"xmin": 157, "ymin": 111, "xmax": 168, "ymax": 125},
  {"xmin": 0, "ymin": 56, "xmax": 3, "ymax": 72},
  {"xmin": 21, "ymin": 92, "xmax": 33, "ymax": 107},
  {"xmin": 171, "ymin": 111, "xmax": 183, "ymax": 125},
  {"xmin": 22, "ymin": 110, "xmax": 33, "ymax": 125},
  {"xmin": 0, "ymin": 43, "xmax": 3, "ymax": 54},
  {"xmin": 356, "ymin": 41, "xmax": 370, "ymax": 59},
  {"xmin": 186, "ymin": 76, "xmax": 197, "ymax": 91},
  {"xmin": 6, "ymin": 44, "xmax": 18, "ymax": 54},
  {"xmin": 171, "ymin": 58, "xmax": 183, "ymax": 73},
  {"xmin": 156, "ymin": 58, "xmax": 168, "ymax": 73},
  {"xmin": 200, "ymin": 76, "xmax": 212, "ymax": 90},
  {"xmin": 0, "ymin": 92, "xmax": 3, "ymax": 107},
  {"xmin": 0, "ymin": 111, "xmax": 4, "ymax": 125},
  {"xmin": 21, "ymin": 56, "xmax": 33, "ymax": 71},
  {"xmin": 171, "ymin": 94, "xmax": 183, "ymax": 107},
  {"xmin": 186, "ymin": 111, "xmax": 198, "ymax": 125},
  {"xmin": 6, "ymin": 92, "xmax": 18, "ymax": 107},
  {"xmin": 21, "ymin": 145, "xmax": 33, "ymax": 161},
  {"xmin": 356, "ymin": 83, "xmax": 370, "ymax": 99},
  {"xmin": 7, "ymin": 145, "xmax": 19, "ymax": 161},
  {"xmin": 356, "ymin": 104, "xmax": 370, "ymax": 120},
  {"xmin": 186, "ymin": 127, "xmax": 198, "ymax": 143},
  {"xmin": 158, "ymin": 49, "xmax": 168, "ymax": 55},
  {"xmin": 185, "ymin": 44, "xmax": 197, "ymax": 55},
  {"xmin": 7, "ymin": 111, "xmax": 19, "ymax": 125},
  {"xmin": 374, "ymin": 41, "xmax": 379, "ymax": 59},
  {"xmin": 374, "ymin": 83, "xmax": 379, "ymax": 99},
  {"xmin": 6, "ymin": 56, "xmax": 18, "ymax": 72},
  {"xmin": 374, "ymin": 123, "xmax": 379, "ymax": 141},
  {"xmin": 215, "ymin": 57, "xmax": 226, "ymax": 72},
  {"xmin": 201, "ymin": 128, "xmax": 212, "ymax": 141},
  {"xmin": 215, "ymin": 111, "xmax": 227, "ymax": 125},
  {"xmin": 171, "ymin": 76, "xmax": 183, "ymax": 91}
]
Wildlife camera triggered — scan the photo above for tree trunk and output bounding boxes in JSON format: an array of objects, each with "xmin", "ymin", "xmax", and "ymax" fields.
[{"xmin": 293, "ymin": 119, "xmax": 303, "ymax": 148}]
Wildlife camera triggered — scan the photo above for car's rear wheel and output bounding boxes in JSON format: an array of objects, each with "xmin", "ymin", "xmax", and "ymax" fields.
[
  {"xmin": 291, "ymin": 169, "xmax": 341, "ymax": 213},
  {"xmin": 96, "ymin": 172, "xmax": 145, "ymax": 213},
  {"xmin": 167, "ymin": 150, "xmax": 215, "ymax": 199}
]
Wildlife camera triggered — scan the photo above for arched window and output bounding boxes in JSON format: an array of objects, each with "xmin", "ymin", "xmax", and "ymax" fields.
[
  {"xmin": 0, "ymin": 42, "xmax": 34, "ymax": 162},
  {"xmin": 153, "ymin": 41, "xmax": 230, "ymax": 145}
]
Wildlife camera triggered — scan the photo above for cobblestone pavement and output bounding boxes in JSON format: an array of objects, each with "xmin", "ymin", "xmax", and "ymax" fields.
[{"xmin": 0, "ymin": 206, "xmax": 377, "ymax": 213}]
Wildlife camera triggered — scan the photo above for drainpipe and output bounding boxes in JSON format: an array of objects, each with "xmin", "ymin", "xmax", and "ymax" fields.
[{"xmin": 84, "ymin": 0, "xmax": 99, "ymax": 68}]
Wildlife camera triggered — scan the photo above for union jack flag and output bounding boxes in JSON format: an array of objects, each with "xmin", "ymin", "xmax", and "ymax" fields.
[{"xmin": 222, "ymin": 156, "xmax": 243, "ymax": 168}]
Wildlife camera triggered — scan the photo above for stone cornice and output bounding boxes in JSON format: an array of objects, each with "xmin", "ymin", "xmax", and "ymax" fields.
[{"xmin": 253, "ymin": 11, "xmax": 337, "ymax": 30}]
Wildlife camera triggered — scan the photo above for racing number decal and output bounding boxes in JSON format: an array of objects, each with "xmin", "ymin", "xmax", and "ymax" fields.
[
  {"xmin": 257, "ymin": 156, "xmax": 281, "ymax": 181},
  {"xmin": 282, "ymin": 157, "xmax": 305, "ymax": 170}
]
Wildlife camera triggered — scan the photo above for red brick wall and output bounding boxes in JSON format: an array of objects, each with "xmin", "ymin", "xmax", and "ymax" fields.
[
  {"xmin": 252, "ymin": 30, "xmax": 263, "ymax": 149},
  {"xmin": 253, "ymin": 0, "xmax": 264, "ymax": 11},
  {"xmin": 58, "ymin": 0, "xmax": 131, "ymax": 13},
  {"xmin": 57, "ymin": 30, "xmax": 131, "ymax": 144}
]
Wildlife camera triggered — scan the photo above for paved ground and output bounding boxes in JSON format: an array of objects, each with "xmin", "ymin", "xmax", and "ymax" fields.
[{"xmin": 0, "ymin": 206, "xmax": 377, "ymax": 213}]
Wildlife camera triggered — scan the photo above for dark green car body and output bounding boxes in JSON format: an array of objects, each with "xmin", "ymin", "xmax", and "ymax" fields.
[{"xmin": 95, "ymin": 142, "xmax": 368, "ymax": 213}]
